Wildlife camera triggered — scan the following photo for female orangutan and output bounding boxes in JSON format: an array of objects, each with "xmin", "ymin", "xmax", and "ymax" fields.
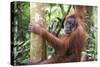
[{"xmin": 29, "ymin": 5, "xmax": 86, "ymax": 64}]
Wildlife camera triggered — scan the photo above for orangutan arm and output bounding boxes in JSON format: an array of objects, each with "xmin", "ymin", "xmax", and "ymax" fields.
[{"xmin": 41, "ymin": 29, "xmax": 67, "ymax": 50}]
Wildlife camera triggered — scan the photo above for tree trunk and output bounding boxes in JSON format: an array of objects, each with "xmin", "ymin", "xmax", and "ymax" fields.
[{"xmin": 30, "ymin": 2, "xmax": 46, "ymax": 64}]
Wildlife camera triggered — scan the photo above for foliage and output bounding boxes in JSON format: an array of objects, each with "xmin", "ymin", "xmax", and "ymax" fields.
[
  {"xmin": 85, "ymin": 6, "xmax": 97, "ymax": 61},
  {"xmin": 12, "ymin": 2, "xmax": 30, "ymax": 65}
]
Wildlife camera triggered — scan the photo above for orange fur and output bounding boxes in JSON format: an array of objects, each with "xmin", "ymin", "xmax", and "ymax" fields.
[
  {"xmin": 30, "ymin": 6, "xmax": 87, "ymax": 64},
  {"xmin": 38, "ymin": 13, "xmax": 86, "ymax": 64}
]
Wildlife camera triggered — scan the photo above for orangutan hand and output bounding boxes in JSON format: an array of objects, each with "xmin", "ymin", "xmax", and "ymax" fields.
[{"xmin": 28, "ymin": 23, "xmax": 45, "ymax": 35}]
